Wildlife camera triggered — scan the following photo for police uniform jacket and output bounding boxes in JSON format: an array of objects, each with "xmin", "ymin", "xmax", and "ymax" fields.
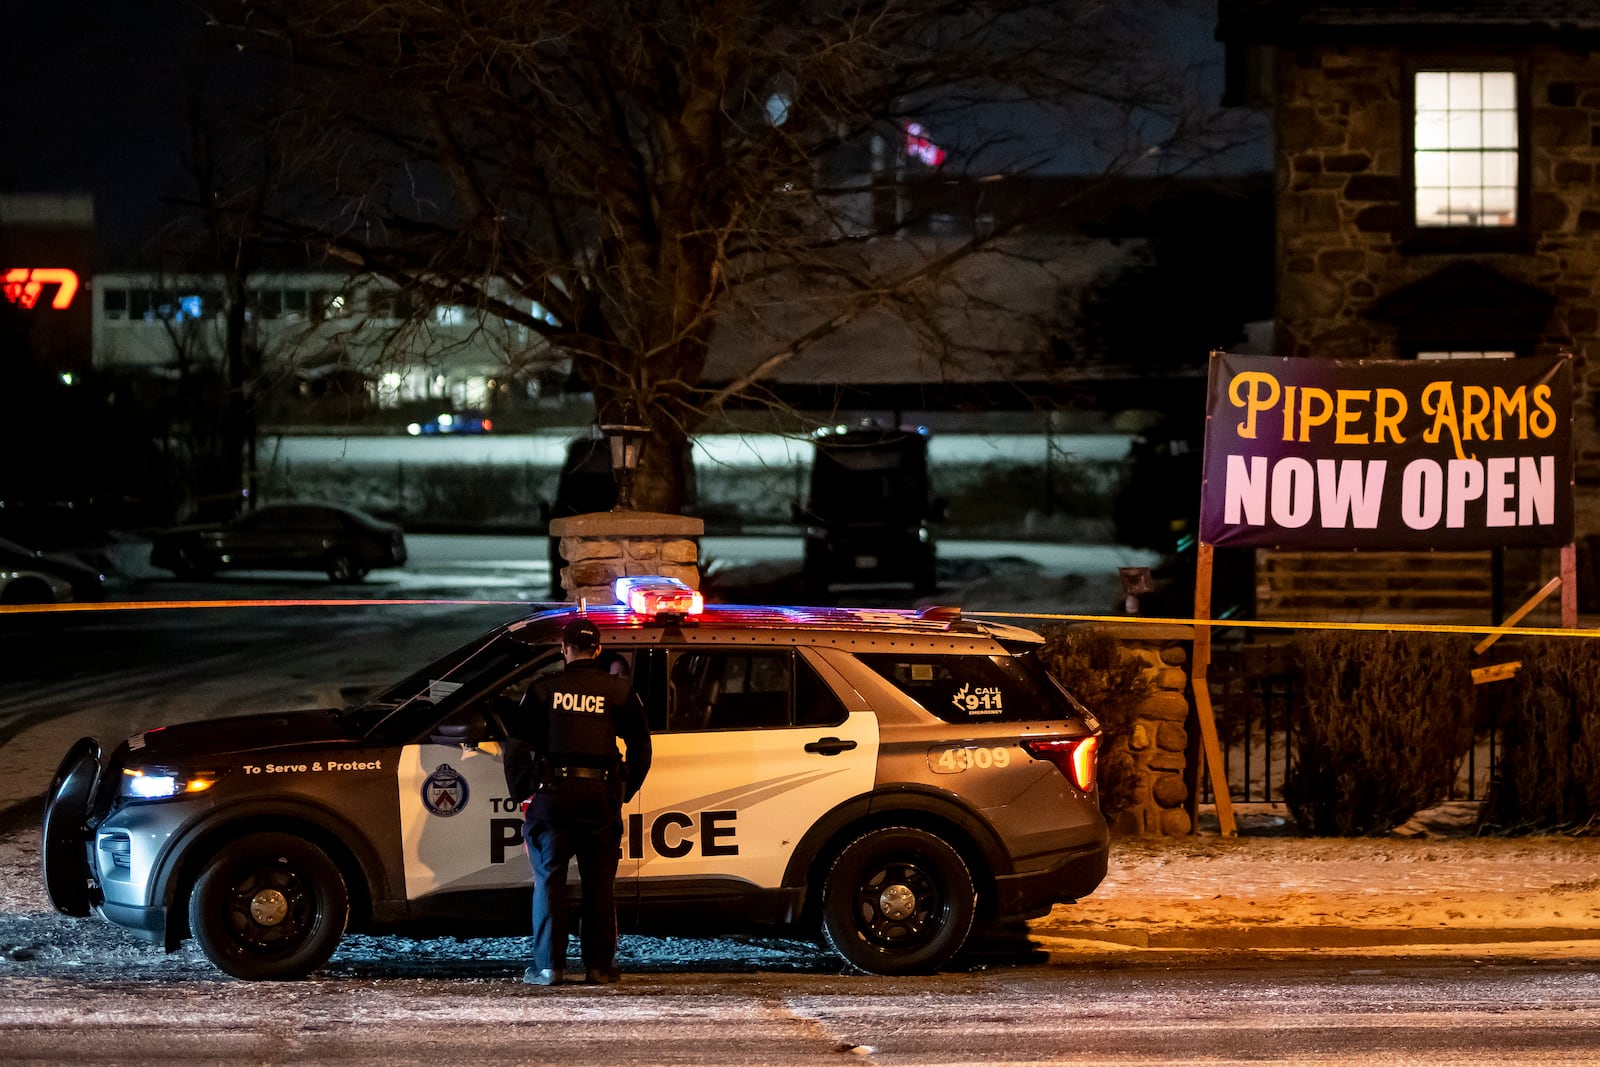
[{"xmin": 504, "ymin": 658, "xmax": 652, "ymax": 809}]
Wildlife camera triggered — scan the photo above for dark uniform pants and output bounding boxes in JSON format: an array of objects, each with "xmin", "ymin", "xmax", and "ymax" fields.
[{"xmin": 522, "ymin": 798, "xmax": 622, "ymax": 973}]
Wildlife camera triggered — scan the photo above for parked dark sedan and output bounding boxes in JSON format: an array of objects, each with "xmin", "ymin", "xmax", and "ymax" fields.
[
  {"xmin": 0, "ymin": 535, "xmax": 107, "ymax": 604},
  {"xmin": 149, "ymin": 504, "xmax": 407, "ymax": 583}
]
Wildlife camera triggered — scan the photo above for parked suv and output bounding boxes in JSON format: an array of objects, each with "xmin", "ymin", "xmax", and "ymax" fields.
[
  {"xmin": 796, "ymin": 427, "xmax": 944, "ymax": 596},
  {"xmin": 43, "ymin": 577, "xmax": 1107, "ymax": 980}
]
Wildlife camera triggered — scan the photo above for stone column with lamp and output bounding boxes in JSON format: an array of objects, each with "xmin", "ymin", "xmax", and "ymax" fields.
[{"xmin": 549, "ymin": 423, "xmax": 704, "ymax": 604}]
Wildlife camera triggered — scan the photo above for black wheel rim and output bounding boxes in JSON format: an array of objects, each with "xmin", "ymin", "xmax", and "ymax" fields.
[
  {"xmin": 852, "ymin": 858, "xmax": 944, "ymax": 951},
  {"xmin": 222, "ymin": 859, "xmax": 319, "ymax": 956}
]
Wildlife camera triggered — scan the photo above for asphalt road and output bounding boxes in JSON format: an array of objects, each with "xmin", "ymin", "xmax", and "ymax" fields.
[{"xmin": 1, "ymin": 954, "xmax": 1597, "ymax": 1065}]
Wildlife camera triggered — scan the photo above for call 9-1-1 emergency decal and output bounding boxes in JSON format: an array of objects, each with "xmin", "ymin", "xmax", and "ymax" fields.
[{"xmin": 951, "ymin": 682, "xmax": 1004, "ymax": 716}]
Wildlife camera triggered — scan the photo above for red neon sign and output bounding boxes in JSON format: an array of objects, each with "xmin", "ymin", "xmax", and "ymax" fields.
[
  {"xmin": 2, "ymin": 268, "xmax": 80, "ymax": 310},
  {"xmin": 903, "ymin": 122, "xmax": 947, "ymax": 168}
]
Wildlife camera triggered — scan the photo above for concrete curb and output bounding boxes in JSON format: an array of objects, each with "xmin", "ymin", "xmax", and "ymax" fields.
[{"xmin": 1036, "ymin": 925, "xmax": 1600, "ymax": 952}]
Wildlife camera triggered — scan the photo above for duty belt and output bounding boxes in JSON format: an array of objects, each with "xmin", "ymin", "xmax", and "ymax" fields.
[{"xmin": 557, "ymin": 766, "xmax": 610, "ymax": 780}]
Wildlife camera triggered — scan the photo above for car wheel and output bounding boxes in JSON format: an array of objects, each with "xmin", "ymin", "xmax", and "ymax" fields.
[
  {"xmin": 171, "ymin": 546, "xmax": 212, "ymax": 580},
  {"xmin": 188, "ymin": 832, "xmax": 349, "ymax": 981},
  {"xmin": 1, "ymin": 577, "xmax": 54, "ymax": 604},
  {"xmin": 820, "ymin": 825, "xmax": 977, "ymax": 975},
  {"xmin": 323, "ymin": 550, "xmax": 366, "ymax": 583}
]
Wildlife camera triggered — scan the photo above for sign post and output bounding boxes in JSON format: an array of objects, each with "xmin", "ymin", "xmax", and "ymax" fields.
[{"xmin": 1190, "ymin": 541, "xmax": 1236, "ymax": 836}]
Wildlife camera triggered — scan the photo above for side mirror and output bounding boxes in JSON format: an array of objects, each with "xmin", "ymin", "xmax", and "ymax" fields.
[{"xmin": 429, "ymin": 707, "xmax": 488, "ymax": 746}]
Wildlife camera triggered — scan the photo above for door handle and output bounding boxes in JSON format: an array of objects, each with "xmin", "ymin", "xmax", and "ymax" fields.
[{"xmin": 805, "ymin": 736, "xmax": 857, "ymax": 756}]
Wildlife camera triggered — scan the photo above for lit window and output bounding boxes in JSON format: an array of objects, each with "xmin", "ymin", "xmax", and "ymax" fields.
[
  {"xmin": 435, "ymin": 305, "xmax": 466, "ymax": 326},
  {"xmin": 1414, "ymin": 71, "xmax": 1517, "ymax": 227},
  {"xmin": 1416, "ymin": 351, "xmax": 1516, "ymax": 360}
]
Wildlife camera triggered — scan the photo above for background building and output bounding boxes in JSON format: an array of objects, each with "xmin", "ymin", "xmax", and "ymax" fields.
[{"xmin": 1218, "ymin": 0, "xmax": 1600, "ymax": 616}]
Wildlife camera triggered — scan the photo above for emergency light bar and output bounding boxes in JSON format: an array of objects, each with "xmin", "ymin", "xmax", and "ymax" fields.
[{"xmin": 614, "ymin": 575, "xmax": 704, "ymax": 617}]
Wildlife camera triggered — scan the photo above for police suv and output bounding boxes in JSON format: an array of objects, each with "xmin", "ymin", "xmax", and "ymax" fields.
[{"xmin": 43, "ymin": 577, "xmax": 1109, "ymax": 979}]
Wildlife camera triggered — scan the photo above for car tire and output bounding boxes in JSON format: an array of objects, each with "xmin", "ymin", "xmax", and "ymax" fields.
[
  {"xmin": 324, "ymin": 550, "xmax": 366, "ymax": 583},
  {"xmin": 171, "ymin": 546, "xmax": 212, "ymax": 580},
  {"xmin": 1, "ymin": 577, "xmax": 54, "ymax": 604},
  {"xmin": 188, "ymin": 832, "xmax": 349, "ymax": 981},
  {"xmin": 820, "ymin": 825, "xmax": 977, "ymax": 975}
]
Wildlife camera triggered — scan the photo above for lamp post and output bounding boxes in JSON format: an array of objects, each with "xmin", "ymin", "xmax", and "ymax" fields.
[
  {"xmin": 1119, "ymin": 565, "xmax": 1155, "ymax": 614},
  {"xmin": 600, "ymin": 423, "xmax": 649, "ymax": 511}
]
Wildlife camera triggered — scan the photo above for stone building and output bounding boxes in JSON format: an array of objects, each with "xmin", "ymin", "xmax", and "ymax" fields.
[{"xmin": 1218, "ymin": 1, "xmax": 1600, "ymax": 589}]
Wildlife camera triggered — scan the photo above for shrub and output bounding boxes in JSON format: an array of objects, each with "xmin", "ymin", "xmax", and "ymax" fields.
[
  {"xmin": 1282, "ymin": 630, "xmax": 1475, "ymax": 836},
  {"xmin": 1037, "ymin": 626, "xmax": 1152, "ymax": 817},
  {"xmin": 1484, "ymin": 638, "xmax": 1600, "ymax": 832},
  {"xmin": 407, "ymin": 463, "xmax": 542, "ymax": 525}
]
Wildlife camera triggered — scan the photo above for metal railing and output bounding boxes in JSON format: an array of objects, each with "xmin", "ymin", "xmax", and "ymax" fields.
[{"xmin": 1198, "ymin": 638, "xmax": 1499, "ymax": 808}]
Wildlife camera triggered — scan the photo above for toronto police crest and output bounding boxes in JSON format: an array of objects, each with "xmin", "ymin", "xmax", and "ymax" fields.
[{"xmin": 421, "ymin": 763, "xmax": 469, "ymax": 817}]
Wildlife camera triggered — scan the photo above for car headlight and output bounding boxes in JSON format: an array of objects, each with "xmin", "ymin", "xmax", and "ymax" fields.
[{"xmin": 121, "ymin": 767, "xmax": 219, "ymax": 800}]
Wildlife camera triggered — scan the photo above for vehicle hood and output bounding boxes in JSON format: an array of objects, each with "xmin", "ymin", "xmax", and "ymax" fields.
[{"xmin": 122, "ymin": 708, "xmax": 359, "ymax": 764}]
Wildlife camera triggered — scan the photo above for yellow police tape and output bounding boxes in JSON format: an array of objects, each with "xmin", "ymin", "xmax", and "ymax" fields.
[
  {"xmin": 964, "ymin": 609, "xmax": 1600, "ymax": 639},
  {"xmin": 0, "ymin": 598, "xmax": 529, "ymax": 615},
  {"xmin": 3, "ymin": 597, "xmax": 1594, "ymax": 642}
]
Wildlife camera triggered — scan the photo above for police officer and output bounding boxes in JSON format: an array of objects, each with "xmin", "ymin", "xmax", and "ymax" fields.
[{"xmin": 505, "ymin": 618, "xmax": 651, "ymax": 986}]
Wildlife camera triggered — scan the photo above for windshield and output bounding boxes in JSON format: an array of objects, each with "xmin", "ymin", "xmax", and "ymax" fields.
[
  {"xmin": 1019, "ymin": 650, "xmax": 1100, "ymax": 731},
  {"xmin": 344, "ymin": 628, "xmax": 535, "ymax": 738},
  {"xmin": 810, "ymin": 439, "xmax": 928, "ymax": 520}
]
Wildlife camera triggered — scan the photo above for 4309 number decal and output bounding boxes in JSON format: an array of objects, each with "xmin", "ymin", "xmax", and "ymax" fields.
[{"xmin": 929, "ymin": 745, "xmax": 1013, "ymax": 773}]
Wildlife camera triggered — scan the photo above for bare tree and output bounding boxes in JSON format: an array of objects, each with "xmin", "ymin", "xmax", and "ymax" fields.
[{"xmin": 204, "ymin": 0, "xmax": 1251, "ymax": 512}]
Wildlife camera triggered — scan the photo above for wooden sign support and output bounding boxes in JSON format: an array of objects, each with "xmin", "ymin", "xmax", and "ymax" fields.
[
  {"xmin": 1562, "ymin": 542, "xmax": 1578, "ymax": 629},
  {"xmin": 1473, "ymin": 574, "xmax": 1562, "ymax": 656},
  {"xmin": 1191, "ymin": 542, "xmax": 1237, "ymax": 837}
]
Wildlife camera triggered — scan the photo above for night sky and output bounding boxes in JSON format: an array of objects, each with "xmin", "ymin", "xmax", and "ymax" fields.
[
  {"xmin": 1, "ymin": 1, "xmax": 1250, "ymax": 257},
  {"xmin": 1, "ymin": 3, "xmax": 196, "ymax": 256}
]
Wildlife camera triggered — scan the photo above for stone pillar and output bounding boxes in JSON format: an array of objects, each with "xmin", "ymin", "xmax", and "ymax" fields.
[
  {"xmin": 1095, "ymin": 623, "xmax": 1195, "ymax": 837},
  {"xmin": 548, "ymin": 511, "xmax": 704, "ymax": 605}
]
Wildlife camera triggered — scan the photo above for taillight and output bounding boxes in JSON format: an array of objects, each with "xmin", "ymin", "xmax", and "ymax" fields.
[{"xmin": 1021, "ymin": 735, "xmax": 1100, "ymax": 792}]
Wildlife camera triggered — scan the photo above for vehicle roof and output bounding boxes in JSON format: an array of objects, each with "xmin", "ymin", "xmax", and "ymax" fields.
[{"xmin": 506, "ymin": 601, "xmax": 1044, "ymax": 647}]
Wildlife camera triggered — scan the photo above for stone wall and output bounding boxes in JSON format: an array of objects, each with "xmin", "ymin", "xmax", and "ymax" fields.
[
  {"xmin": 549, "ymin": 511, "xmax": 703, "ymax": 604},
  {"xmin": 1273, "ymin": 42, "xmax": 1600, "ymax": 529},
  {"xmin": 1094, "ymin": 623, "xmax": 1195, "ymax": 837}
]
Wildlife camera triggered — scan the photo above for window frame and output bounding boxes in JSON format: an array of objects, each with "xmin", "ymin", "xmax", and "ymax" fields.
[
  {"xmin": 652, "ymin": 646, "xmax": 846, "ymax": 734},
  {"xmin": 854, "ymin": 650, "xmax": 1081, "ymax": 725},
  {"xmin": 1401, "ymin": 56, "xmax": 1532, "ymax": 254}
]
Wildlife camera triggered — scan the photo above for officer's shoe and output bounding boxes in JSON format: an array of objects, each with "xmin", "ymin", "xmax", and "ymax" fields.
[
  {"xmin": 584, "ymin": 967, "xmax": 621, "ymax": 985},
  {"xmin": 523, "ymin": 967, "xmax": 564, "ymax": 986}
]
